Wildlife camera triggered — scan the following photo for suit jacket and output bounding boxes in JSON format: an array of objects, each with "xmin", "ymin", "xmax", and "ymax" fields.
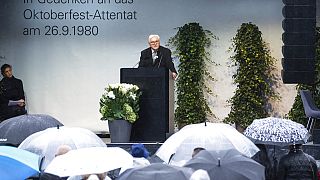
[
  {"xmin": 0, "ymin": 76, "xmax": 25, "ymax": 106},
  {"xmin": 139, "ymin": 46, "xmax": 177, "ymax": 73},
  {"xmin": 0, "ymin": 76, "xmax": 27, "ymax": 121}
]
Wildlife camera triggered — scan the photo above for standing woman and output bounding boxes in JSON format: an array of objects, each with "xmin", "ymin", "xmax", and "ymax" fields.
[{"xmin": 0, "ymin": 64, "xmax": 26, "ymax": 121}]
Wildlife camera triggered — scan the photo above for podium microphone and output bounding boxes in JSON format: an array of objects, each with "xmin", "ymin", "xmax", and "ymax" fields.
[{"xmin": 132, "ymin": 61, "xmax": 140, "ymax": 68}]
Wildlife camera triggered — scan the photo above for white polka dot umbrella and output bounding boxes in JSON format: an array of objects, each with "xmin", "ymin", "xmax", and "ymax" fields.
[{"xmin": 244, "ymin": 117, "xmax": 310, "ymax": 146}]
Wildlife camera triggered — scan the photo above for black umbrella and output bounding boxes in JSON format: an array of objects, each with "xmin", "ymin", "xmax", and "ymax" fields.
[
  {"xmin": 184, "ymin": 149, "xmax": 265, "ymax": 180},
  {"xmin": 117, "ymin": 163, "xmax": 194, "ymax": 180},
  {"xmin": 0, "ymin": 114, "xmax": 63, "ymax": 146}
]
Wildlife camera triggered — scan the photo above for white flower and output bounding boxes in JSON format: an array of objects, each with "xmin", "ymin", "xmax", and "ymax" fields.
[
  {"xmin": 130, "ymin": 93, "xmax": 136, "ymax": 100},
  {"xmin": 107, "ymin": 91, "xmax": 115, "ymax": 99},
  {"xmin": 119, "ymin": 86, "xmax": 128, "ymax": 94},
  {"xmin": 109, "ymin": 83, "xmax": 120, "ymax": 89},
  {"xmin": 109, "ymin": 84, "xmax": 115, "ymax": 89}
]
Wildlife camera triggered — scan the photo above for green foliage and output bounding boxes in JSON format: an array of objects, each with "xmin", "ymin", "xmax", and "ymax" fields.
[
  {"xmin": 224, "ymin": 22, "xmax": 278, "ymax": 128},
  {"xmin": 99, "ymin": 83, "xmax": 142, "ymax": 123},
  {"xmin": 168, "ymin": 22, "xmax": 217, "ymax": 125},
  {"xmin": 288, "ymin": 27, "xmax": 320, "ymax": 126}
]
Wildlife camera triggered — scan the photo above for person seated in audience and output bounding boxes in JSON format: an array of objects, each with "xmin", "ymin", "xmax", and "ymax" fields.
[
  {"xmin": 251, "ymin": 144, "xmax": 274, "ymax": 180},
  {"xmin": 130, "ymin": 143, "xmax": 151, "ymax": 167},
  {"xmin": 189, "ymin": 169, "xmax": 210, "ymax": 180},
  {"xmin": 80, "ymin": 173, "xmax": 109, "ymax": 180},
  {"xmin": 55, "ymin": 145, "xmax": 72, "ymax": 157},
  {"xmin": 40, "ymin": 145, "xmax": 72, "ymax": 180},
  {"xmin": 192, "ymin": 147, "xmax": 206, "ymax": 158},
  {"xmin": 277, "ymin": 144, "xmax": 318, "ymax": 180},
  {"xmin": 0, "ymin": 64, "xmax": 26, "ymax": 121},
  {"xmin": 118, "ymin": 144, "xmax": 151, "ymax": 177}
]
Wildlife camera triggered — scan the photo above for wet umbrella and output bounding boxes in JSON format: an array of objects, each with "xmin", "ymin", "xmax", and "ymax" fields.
[
  {"xmin": 0, "ymin": 146, "xmax": 40, "ymax": 180},
  {"xmin": 45, "ymin": 147, "xmax": 133, "ymax": 177},
  {"xmin": 0, "ymin": 114, "xmax": 63, "ymax": 146},
  {"xmin": 184, "ymin": 149, "xmax": 265, "ymax": 180},
  {"xmin": 117, "ymin": 163, "xmax": 194, "ymax": 180},
  {"xmin": 156, "ymin": 123, "xmax": 259, "ymax": 164},
  {"xmin": 244, "ymin": 117, "xmax": 309, "ymax": 146},
  {"xmin": 19, "ymin": 126, "xmax": 107, "ymax": 170},
  {"xmin": 244, "ymin": 117, "xmax": 310, "ymax": 179}
]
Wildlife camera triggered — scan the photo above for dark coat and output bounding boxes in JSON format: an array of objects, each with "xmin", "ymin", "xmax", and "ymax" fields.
[
  {"xmin": 277, "ymin": 150, "xmax": 318, "ymax": 180},
  {"xmin": 0, "ymin": 76, "xmax": 26, "ymax": 121},
  {"xmin": 139, "ymin": 46, "xmax": 177, "ymax": 73},
  {"xmin": 0, "ymin": 76, "xmax": 25, "ymax": 104},
  {"xmin": 252, "ymin": 144, "xmax": 274, "ymax": 180}
]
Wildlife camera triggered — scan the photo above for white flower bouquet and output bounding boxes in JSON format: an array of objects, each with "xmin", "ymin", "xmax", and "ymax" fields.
[{"xmin": 99, "ymin": 83, "xmax": 141, "ymax": 123}]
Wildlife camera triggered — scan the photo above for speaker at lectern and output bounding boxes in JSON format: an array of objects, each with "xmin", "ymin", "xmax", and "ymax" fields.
[{"xmin": 120, "ymin": 67, "xmax": 174, "ymax": 142}]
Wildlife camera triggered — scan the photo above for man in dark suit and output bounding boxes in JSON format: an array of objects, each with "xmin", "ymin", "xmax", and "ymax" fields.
[{"xmin": 139, "ymin": 34, "xmax": 177, "ymax": 80}]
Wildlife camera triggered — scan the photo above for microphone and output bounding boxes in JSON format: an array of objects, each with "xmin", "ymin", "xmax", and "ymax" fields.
[{"xmin": 132, "ymin": 61, "xmax": 139, "ymax": 68}]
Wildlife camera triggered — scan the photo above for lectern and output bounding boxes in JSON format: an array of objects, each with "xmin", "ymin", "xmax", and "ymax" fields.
[{"xmin": 120, "ymin": 68, "xmax": 174, "ymax": 142}]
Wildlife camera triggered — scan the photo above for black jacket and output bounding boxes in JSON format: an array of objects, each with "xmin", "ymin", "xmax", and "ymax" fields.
[
  {"xmin": 139, "ymin": 46, "xmax": 177, "ymax": 73},
  {"xmin": 252, "ymin": 144, "xmax": 274, "ymax": 180},
  {"xmin": 277, "ymin": 150, "xmax": 318, "ymax": 180},
  {"xmin": 0, "ymin": 76, "xmax": 26, "ymax": 120},
  {"xmin": 0, "ymin": 76, "xmax": 25, "ymax": 106}
]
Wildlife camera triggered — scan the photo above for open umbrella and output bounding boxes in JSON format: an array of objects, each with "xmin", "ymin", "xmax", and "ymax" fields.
[
  {"xmin": 244, "ymin": 117, "xmax": 309, "ymax": 146},
  {"xmin": 117, "ymin": 163, "xmax": 194, "ymax": 180},
  {"xmin": 0, "ymin": 114, "xmax": 63, "ymax": 146},
  {"xmin": 45, "ymin": 147, "xmax": 132, "ymax": 177},
  {"xmin": 19, "ymin": 126, "xmax": 107, "ymax": 170},
  {"xmin": 156, "ymin": 123, "xmax": 259, "ymax": 164},
  {"xmin": 244, "ymin": 117, "xmax": 310, "ymax": 179},
  {"xmin": 0, "ymin": 146, "xmax": 40, "ymax": 180},
  {"xmin": 184, "ymin": 149, "xmax": 265, "ymax": 180}
]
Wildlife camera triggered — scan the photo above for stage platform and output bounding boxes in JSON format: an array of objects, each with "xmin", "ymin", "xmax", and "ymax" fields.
[{"xmin": 97, "ymin": 132, "xmax": 320, "ymax": 161}]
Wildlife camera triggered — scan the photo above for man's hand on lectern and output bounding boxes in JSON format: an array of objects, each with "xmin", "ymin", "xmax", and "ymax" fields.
[{"xmin": 172, "ymin": 72, "xmax": 177, "ymax": 80}]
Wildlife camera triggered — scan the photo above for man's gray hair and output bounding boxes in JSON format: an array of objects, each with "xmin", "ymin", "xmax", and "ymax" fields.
[{"xmin": 148, "ymin": 34, "xmax": 160, "ymax": 42}]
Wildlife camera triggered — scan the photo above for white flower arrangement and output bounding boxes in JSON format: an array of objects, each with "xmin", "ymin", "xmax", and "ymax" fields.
[{"xmin": 99, "ymin": 83, "xmax": 141, "ymax": 123}]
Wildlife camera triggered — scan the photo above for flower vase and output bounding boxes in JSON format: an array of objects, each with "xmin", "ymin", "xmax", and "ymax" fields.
[{"xmin": 108, "ymin": 119, "xmax": 132, "ymax": 143}]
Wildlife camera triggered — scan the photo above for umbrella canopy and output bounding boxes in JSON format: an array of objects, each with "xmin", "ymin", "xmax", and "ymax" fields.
[
  {"xmin": 18, "ymin": 126, "xmax": 107, "ymax": 170},
  {"xmin": 184, "ymin": 149, "xmax": 265, "ymax": 180},
  {"xmin": 244, "ymin": 117, "xmax": 309, "ymax": 146},
  {"xmin": 118, "ymin": 163, "xmax": 194, "ymax": 180},
  {"xmin": 0, "ymin": 114, "xmax": 63, "ymax": 146},
  {"xmin": 0, "ymin": 146, "xmax": 40, "ymax": 180},
  {"xmin": 156, "ymin": 123, "xmax": 259, "ymax": 164},
  {"xmin": 45, "ymin": 147, "xmax": 132, "ymax": 177}
]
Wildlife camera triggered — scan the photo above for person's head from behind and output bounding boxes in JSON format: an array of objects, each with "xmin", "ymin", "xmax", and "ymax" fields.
[
  {"xmin": 130, "ymin": 143, "xmax": 150, "ymax": 158},
  {"xmin": 55, "ymin": 145, "xmax": 72, "ymax": 157},
  {"xmin": 192, "ymin": 147, "xmax": 206, "ymax": 158},
  {"xmin": 148, "ymin": 34, "xmax": 160, "ymax": 50},
  {"xmin": 189, "ymin": 169, "xmax": 210, "ymax": 180},
  {"xmin": 289, "ymin": 144, "xmax": 302, "ymax": 152},
  {"xmin": 1, "ymin": 64, "xmax": 13, "ymax": 78},
  {"xmin": 83, "ymin": 173, "xmax": 107, "ymax": 180}
]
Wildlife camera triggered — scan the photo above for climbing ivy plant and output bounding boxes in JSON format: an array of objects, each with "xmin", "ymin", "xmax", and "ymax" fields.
[
  {"xmin": 288, "ymin": 27, "xmax": 320, "ymax": 126},
  {"xmin": 168, "ymin": 22, "xmax": 217, "ymax": 127},
  {"xmin": 224, "ymin": 22, "xmax": 278, "ymax": 128}
]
